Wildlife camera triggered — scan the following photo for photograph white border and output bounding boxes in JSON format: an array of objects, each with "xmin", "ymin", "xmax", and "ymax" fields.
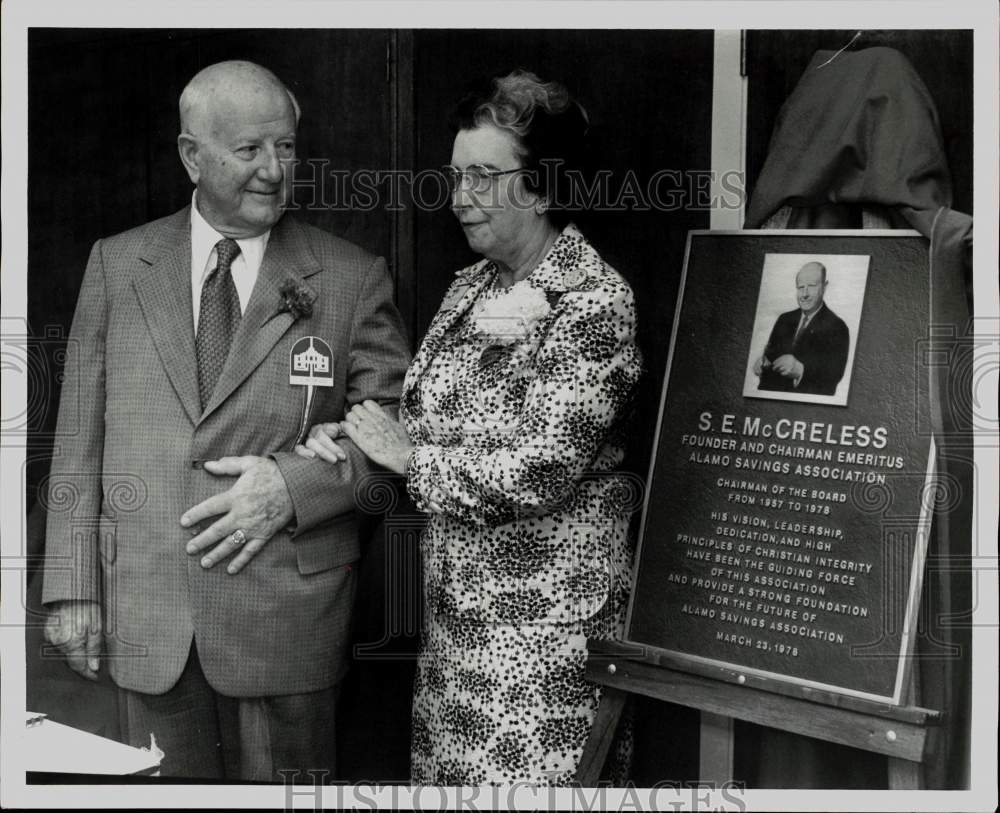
[{"xmin": 2, "ymin": 2, "xmax": 997, "ymax": 811}]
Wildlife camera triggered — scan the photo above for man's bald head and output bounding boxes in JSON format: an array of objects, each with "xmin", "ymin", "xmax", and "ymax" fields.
[
  {"xmin": 179, "ymin": 60, "xmax": 300, "ymax": 136},
  {"xmin": 797, "ymin": 261, "xmax": 827, "ymax": 284},
  {"xmin": 176, "ymin": 60, "xmax": 299, "ymax": 238},
  {"xmin": 795, "ymin": 261, "xmax": 828, "ymax": 315}
]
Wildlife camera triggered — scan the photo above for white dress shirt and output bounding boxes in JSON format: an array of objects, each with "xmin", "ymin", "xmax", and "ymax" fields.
[{"xmin": 190, "ymin": 192, "xmax": 270, "ymax": 333}]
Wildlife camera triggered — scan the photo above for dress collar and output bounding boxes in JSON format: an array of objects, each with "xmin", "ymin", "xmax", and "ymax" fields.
[{"xmin": 463, "ymin": 222, "xmax": 602, "ymax": 294}]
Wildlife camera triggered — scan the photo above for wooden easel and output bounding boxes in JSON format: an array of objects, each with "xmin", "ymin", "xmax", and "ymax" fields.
[{"xmin": 575, "ymin": 639, "xmax": 940, "ymax": 789}]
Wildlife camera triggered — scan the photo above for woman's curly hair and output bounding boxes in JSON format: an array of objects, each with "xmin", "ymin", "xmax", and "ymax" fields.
[{"xmin": 450, "ymin": 69, "xmax": 592, "ymax": 225}]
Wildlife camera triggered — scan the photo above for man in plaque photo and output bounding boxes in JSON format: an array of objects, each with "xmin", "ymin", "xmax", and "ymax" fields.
[
  {"xmin": 753, "ymin": 260, "xmax": 851, "ymax": 396},
  {"xmin": 39, "ymin": 59, "xmax": 410, "ymax": 780}
]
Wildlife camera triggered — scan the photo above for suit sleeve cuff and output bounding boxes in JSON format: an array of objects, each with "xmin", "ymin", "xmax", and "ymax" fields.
[{"xmin": 271, "ymin": 451, "xmax": 357, "ymax": 538}]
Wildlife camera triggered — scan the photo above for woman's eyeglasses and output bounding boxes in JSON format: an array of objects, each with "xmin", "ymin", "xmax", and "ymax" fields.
[{"xmin": 441, "ymin": 164, "xmax": 524, "ymax": 192}]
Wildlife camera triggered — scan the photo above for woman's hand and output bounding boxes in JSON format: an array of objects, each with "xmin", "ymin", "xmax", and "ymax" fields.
[
  {"xmin": 340, "ymin": 400, "xmax": 414, "ymax": 475},
  {"xmin": 295, "ymin": 422, "xmax": 349, "ymax": 464}
]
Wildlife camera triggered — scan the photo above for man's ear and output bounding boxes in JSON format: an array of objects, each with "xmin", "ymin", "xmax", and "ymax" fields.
[{"xmin": 177, "ymin": 133, "xmax": 201, "ymax": 184}]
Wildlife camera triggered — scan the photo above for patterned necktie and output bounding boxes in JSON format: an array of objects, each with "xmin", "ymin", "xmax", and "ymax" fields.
[
  {"xmin": 792, "ymin": 312, "xmax": 810, "ymax": 344},
  {"xmin": 196, "ymin": 238, "xmax": 242, "ymax": 409}
]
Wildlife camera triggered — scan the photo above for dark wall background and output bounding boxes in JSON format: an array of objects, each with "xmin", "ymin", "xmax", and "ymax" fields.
[{"xmin": 24, "ymin": 27, "xmax": 972, "ymax": 786}]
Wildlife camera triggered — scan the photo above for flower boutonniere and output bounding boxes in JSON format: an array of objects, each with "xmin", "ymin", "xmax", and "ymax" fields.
[
  {"xmin": 278, "ymin": 281, "xmax": 316, "ymax": 320},
  {"xmin": 471, "ymin": 283, "xmax": 551, "ymax": 345}
]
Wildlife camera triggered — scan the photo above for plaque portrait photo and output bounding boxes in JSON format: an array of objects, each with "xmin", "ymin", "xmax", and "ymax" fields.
[{"xmin": 743, "ymin": 253, "xmax": 869, "ymax": 406}]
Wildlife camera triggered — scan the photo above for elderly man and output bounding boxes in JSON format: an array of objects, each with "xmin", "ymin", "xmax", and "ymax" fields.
[
  {"xmin": 754, "ymin": 261, "xmax": 850, "ymax": 396},
  {"xmin": 41, "ymin": 61, "xmax": 410, "ymax": 780}
]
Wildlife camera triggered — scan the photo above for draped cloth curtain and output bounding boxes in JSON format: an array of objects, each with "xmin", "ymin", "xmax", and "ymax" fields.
[{"xmin": 740, "ymin": 46, "xmax": 973, "ymax": 789}]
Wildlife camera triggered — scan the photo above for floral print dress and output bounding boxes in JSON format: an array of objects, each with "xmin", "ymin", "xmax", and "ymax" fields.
[{"xmin": 400, "ymin": 224, "xmax": 643, "ymax": 786}]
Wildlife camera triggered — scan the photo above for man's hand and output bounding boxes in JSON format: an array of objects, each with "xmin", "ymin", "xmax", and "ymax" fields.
[
  {"xmin": 295, "ymin": 422, "xmax": 349, "ymax": 464},
  {"xmin": 753, "ymin": 354, "xmax": 770, "ymax": 376},
  {"xmin": 44, "ymin": 599, "xmax": 102, "ymax": 681},
  {"xmin": 771, "ymin": 354, "xmax": 803, "ymax": 379},
  {"xmin": 181, "ymin": 456, "xmax": 294, "ymax": 574}
]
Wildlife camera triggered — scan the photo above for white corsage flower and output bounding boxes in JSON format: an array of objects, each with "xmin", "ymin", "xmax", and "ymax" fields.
[{"xmin": 471, "ymin": 283, "xmax": 551, "ymax": 345}]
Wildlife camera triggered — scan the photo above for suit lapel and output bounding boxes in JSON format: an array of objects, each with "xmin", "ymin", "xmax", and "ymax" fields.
[
  {"xmin": 200, "ymin": 215, "xmax": 321, "ymax": 423},
  {"xmin": 133, "ymin": 208, "xmax": 202, "ymax": 425}
]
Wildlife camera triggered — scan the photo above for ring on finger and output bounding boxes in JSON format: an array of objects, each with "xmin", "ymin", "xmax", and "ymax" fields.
[{"xmin": 230, "ymin": 529, "xmax": 247, "ymax": 547}]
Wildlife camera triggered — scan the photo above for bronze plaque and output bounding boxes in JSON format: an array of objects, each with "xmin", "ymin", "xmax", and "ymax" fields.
[{"xmin": 628, "ymin": 231, "xmax": 936, "ymax": 703}]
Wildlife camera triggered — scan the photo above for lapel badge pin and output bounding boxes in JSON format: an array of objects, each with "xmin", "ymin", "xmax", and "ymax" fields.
[
  {"xmin": 562, "ymin": 267, "xmax": 585, "ymax": 288},
  {"xmin": 441, "ymin": 283, "xmax": 472, "ymax": 311},
  {"xmin": 290, "ymin": 336, "xmax": 334, "ymax": 447}
]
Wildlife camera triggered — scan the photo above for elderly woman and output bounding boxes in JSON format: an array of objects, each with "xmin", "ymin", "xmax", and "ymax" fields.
[{"xmin": 299, "ymin": 70, "xmax": 642, "ymax": 786}]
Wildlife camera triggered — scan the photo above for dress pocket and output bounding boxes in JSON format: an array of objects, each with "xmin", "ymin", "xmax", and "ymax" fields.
[{"xmin": 478, "ymin": 343, "xmax": 515, "ymax": 372}]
